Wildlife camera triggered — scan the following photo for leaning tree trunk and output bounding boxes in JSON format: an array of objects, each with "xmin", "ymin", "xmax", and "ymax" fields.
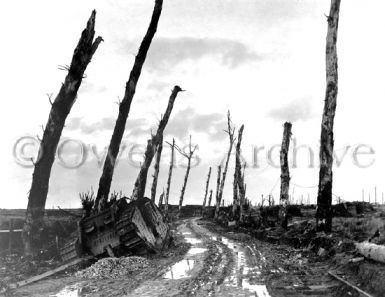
[
  {"xmin": 214, "ymin": 165, "xmax": 222, "ymax": 219},
  {"xmin": 158, "ymin": 189, "xmax": 164, "ymax": 208},
  {"xmin": 279, "ymin": 122, "xmax": 292, "ymax": 229},
  {"xmin": 151, "ymin": 137, "xmax": 163, "ymax": 202},
  {"xmin": 176, "ymin": 136, "xmax": 197, "ymax": 214},
  {"xmin": 216, "ymin": 112, "xmax": 235, "ymax": 219},
  {"xmin": 232, "ymin": 172, "xmax": 239, "ymax": 217},
  {"xmin": 131, "ymin": 86, "xmax": 182, "ymax": 200},
  {"xmin": 23, "ymin": 11, "xmax": 102, "ymax": 255},
  {"xmin": 316, "ymin": 0, "xmax": 341, "ymax": 232},
  {"xmin": 234, "ymin": 126, "xmax": 246, "ymax": 222},
  {"xmin": 164, "ymin": 139, "xmax": 175, "ymax": 217},
  {"xmin": 207, "ymin": 189, "xmax": 213, "ymax": 207},
  {"xmin": 95, "ymin": 0, "xmax": 163, "ymax": 210},
  {"xmin": 202, "ymin": 167, "xmax": 212, "ymax": 213},
  {"xmin": 232, "ymin": 126, "xmax": 245, "ymax": 218},
  {"xmin": 178, "ymin": 157, "xmax": 191, "ymax": 212}
]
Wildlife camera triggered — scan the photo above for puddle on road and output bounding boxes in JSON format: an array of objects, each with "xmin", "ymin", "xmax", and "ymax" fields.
[
  {"xmin": 163, "ymin": 227, "xmax": 206, "ymax": 280},
  {"xmin": 188, "ymin": 247, "xmax": 207, "ymax": 255},
  {"xmin": 211, "ymin": 235, "xmax": 272, "ymax": 297},
  {"xmin": 163, "ymin": 259, "xmax": 196, "ymax": 279},
  {"xmin": 185, "ymin": 237, "xmax": 202, "ymax": 244},
  {"xmin": 242, "ymin": 280, "xmax": 271, "ymax": 297},
  {"xmin": 51, "ymin": 285, "xmax": 80, "ymax": 297},
  {"xmin": 50, "ymin": 283, "xmax": 95, "ymax": 297}
]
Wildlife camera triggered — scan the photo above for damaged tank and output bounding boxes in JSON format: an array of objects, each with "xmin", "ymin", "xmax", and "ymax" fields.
[{"xmin": 60, "ymin": 197, "xmax": 170, "ymax": 262}]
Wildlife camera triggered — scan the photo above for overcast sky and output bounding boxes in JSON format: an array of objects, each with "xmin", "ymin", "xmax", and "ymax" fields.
[{"xmin": 1, "ymin": 0, "xmax": 385, "ymax": 208}]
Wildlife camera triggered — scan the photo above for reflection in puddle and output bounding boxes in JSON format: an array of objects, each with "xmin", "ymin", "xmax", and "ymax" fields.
[
  {"xmin": 51, "ymin": 284, "xmax": 89, "ymax": 297},
  {"xmin": 51, "ymin": 283, "xmax": 96, "ymax": 297},
  {"xmin": 242, "ymin": 280, "xmax": 271, "ymax": 297},
  {"xmin": 211, "ymin": 235, "xmax": 271, "ymax": 297},
  {"xmin": 188, "ymin": 247, "xmax": 207, "ymax": 255},
  {"xmin": 185, "ymin": 237, "xmax": 202, "ymax": 244},
  {"xmin": 163, "ymin": 259, "xmax": 195, "ymax": 279},
  {"xmin": 51, "ymin": 285, "xmax": 80, "ymax": 297}
]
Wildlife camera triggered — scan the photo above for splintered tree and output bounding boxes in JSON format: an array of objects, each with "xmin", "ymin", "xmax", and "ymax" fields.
[
  {"xmin": 316, "ymin": 0, "xmax": 341, "ymax": 232},
  {"xmin": 233, "ymin": 125, "xmax": 246, "ymax": 221},
  {"xmin": 214, "ymin": 165, "xmax": 222, "ymax": 219},
  {"xmin": 207, "ymin": 189, "xmax": 213, "ymax": 207},
  {"xmin": 131, "ymin": 86, "xmax": 183, "ymax": 200},
  {"xmin": 215, "ymin": 112, "xmax": 236, "ymax": 219},
  {"xmin": 23, "ymin": 11, "xmax": 103, "ymax": 255},
  {"xmin": 151, "ymin": 136, "xmax": 163, "ymax": 202},
  {"xmin": 158, "ymin": 188, "xmax": 165, "ymax": 208},
  {"xmin": 164, "ymin": 139, "xmax": 175, "ymax": 216},
  {"xmin": 279, "ymin": 122, "xmax": 292, "ymax": 229},
  {"xmin": 202, "ymin": 167, "xmax": 212, "ymax": 213},
  {"xmin": 95, "ymin": 0, "xmax": 163, "ymax": 210},
  {"xmin": 176, "ymin": 136, "xmax": 198, "ymax": 213},
  {"xmin": 232, "ymin": 173, "xmax": 239, "ymax": 217}
]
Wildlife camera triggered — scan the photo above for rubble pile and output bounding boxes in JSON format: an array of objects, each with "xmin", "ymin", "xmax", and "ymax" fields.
[{"xmin": 76, "ymin": 256, "xmax": 151, "ymax": 279}]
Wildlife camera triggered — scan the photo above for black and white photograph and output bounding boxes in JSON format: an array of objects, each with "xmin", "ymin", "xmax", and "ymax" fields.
[{"xmin": 1, "ymin": 0, "xmax": 385, "ymax": 296}]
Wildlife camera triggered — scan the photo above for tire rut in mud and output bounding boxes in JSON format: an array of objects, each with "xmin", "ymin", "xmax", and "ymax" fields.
[{"xmin": 172, "ymin": 219, "xmax": 234, "ymax": 296}]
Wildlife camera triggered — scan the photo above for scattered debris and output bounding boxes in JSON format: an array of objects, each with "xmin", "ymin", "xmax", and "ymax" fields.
[
  {"xmin": 3, "ymin": 257, "xmax": 91, "ymax": 292},
  {"xmin": 328, "ymin": 271, "xmax": 374, "ymax": 297},
  {"xmin": 76, "ymin": 256, "xmax": 151, "ymax": 279},
  {"xmin": 333, "ymin": 202, "xmax": 374, "ymax": 217},
  {"xmin": 348, "ymin": 257, "xmax": 364, "ymax": 263}
]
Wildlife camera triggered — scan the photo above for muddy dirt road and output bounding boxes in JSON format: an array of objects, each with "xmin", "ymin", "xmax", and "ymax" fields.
[
  {"xmin": 12, "ymin": 217, "xmax": 338, "ymax": 297},
  {"xmin": 126, "ymin": 218, "xmax": 336, "ymax": 297},
  {"xmin": 126, "ymin": 217, "xmax": 272, "ymax": 296}
]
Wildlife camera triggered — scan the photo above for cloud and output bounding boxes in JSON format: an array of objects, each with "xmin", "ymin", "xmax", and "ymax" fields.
[
  {"xmin": 66, "ymin": 117, "xmax": 149, "ymax": 136},
  {"xmin": 79, "ymin": 82, "xmax": 107, "ymax": 94},
  {"xmin": 147, "ymin": 80, "xmax": 170, "ymax": 92},
  {"xmin": 119, "ymin": 37, "xmax": 263, "ymax": 72},
  {"xmin": 267, "ymin": 98, "xmax": 314, "ymax": 122},
  {"xmin": 165, "ymin": 107, "xmax": 227, "ymax": 141},
  {"xmin": 65, "ymin": 110, "xmax": 228, "ymax": 141}
]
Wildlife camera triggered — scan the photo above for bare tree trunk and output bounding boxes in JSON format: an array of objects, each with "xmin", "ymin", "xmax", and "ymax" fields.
[
  {"xmin": 279, "ymin": 122, "xmax": 292, "ymax": 229},
  {"xmin": 214, "ymin": 165, "xmax": 222, "ymax": 219},
  {"xmin": 95, "ymin": 0, "xmax": 163, "ymax": 209},
  {"xmin": 232, "ymin": 125, "xmax": 245, "ymax": 217},
  {"xmin": 164, "ymin": 139, "xmax": 175, "ymax": 217},
  {"xmin": 23, "ymin": 11, "xmax": 102, "ymax": 255},
  {"xmin": 234, "ymin": 126, "xmax": 246, "ymax": 222},
  {"xmin": 177, "ymin": 136, "xmax": 198, "ymax": 214},
  {"xmin": 316, "ymin": 0, "xmax": 341, "ymax": 232},
  {"xmin": 232, "ymin": 172, "xmax": 239, "ymax": 217},
  {"xmin": 178, "ymin": 158, "xmax": 191, "ymax": 213},
  {"xmin": 207, "ymin": 189, "xmax": 213, "ymax": 207},
  {"xmin": 202, "ymin": 167, "xmax": 212, "ymax": 213},
  {"xmin": 151, "ymin": 137, "xmax": 163, "ymax": 202},
  {"xmin": 158, "ymin": 188, "xmax": 164, "ymax": 208},
  {"xmin": 131, "ymin": 86, "xmax": 182, "ymax": 200},
  {"xmin": 215, "ymin": 112, "xmax": 235, "ymax": 219}
]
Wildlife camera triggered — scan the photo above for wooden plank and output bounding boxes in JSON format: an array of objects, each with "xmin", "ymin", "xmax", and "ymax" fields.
[
  {"xmin": 328, "ymin": 271, "xmax": 373, "ymax": 297},
  {"xmin": 8, "ymin": 257, "xmax": 92, "ymax": 289}
]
